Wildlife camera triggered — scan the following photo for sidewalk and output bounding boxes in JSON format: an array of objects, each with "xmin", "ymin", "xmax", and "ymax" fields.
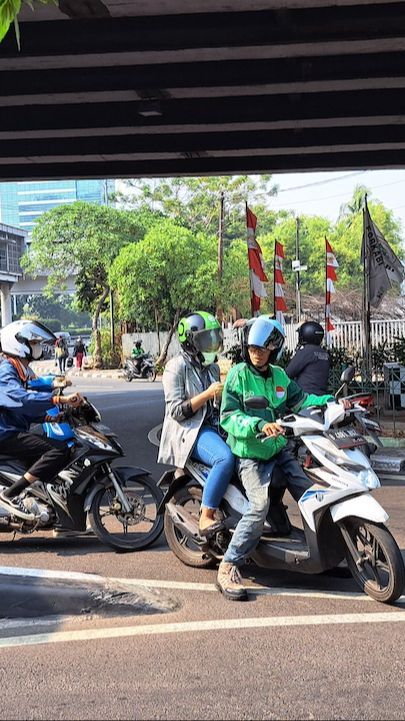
[{"xmin": 31, "ymin": 359, "xmax": 126, "ymax": 381}]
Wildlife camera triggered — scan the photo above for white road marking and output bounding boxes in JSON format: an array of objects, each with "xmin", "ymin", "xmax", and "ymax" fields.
[
  {"xmin": 1, "ymin": 611, "xmax": 405, "ymax": 649},
  {"xmin": 0, "ymin": 565, "xmax": 404, "ymax": 604}
]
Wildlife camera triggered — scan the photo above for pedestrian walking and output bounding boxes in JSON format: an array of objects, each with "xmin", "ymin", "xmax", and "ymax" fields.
[
  {"xmin": 73, "ymin": 337, "xmax": 87, "ymax": 371},
  {"xmin": 54, "ymin": 336, "xmax": 69, "ymax": 374}
]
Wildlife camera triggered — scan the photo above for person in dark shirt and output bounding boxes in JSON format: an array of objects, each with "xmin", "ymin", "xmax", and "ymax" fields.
[{"xmin": 285, "ymin": 321, "xmax": 331, "ymax": 395}]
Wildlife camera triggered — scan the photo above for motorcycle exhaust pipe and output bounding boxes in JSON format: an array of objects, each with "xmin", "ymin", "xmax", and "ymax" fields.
[{"xmin": 166, "ymin": 501, "xmax": 203, "ymax": 543}]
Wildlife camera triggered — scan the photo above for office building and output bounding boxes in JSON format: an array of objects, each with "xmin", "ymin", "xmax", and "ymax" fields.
[{"xmin": 0, "ymin": 179, "xmax": 114, "ymax": 241}]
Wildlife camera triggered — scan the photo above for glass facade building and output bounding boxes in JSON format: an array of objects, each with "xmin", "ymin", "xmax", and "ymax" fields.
[{"xmin": 0, "ymin": 179, "xmax": 115, "ymax": 240}]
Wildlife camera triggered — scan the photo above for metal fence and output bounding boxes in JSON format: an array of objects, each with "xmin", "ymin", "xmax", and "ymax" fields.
[
  {"xmin": 123, "ymin": 318, "xmax": 405, "ymax": 363},
  {"xmin": 283, "ymin": 319, "xmax": 405, "ymax": 353}
]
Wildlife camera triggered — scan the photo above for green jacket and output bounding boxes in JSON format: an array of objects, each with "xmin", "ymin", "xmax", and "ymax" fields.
[
  {"xmin": 131, "ymin": 347, "xmax": 145, "ymax": 358},
  {"xmin": 220, "ymin": 362, "xmax": 333, "ymax": 461}
]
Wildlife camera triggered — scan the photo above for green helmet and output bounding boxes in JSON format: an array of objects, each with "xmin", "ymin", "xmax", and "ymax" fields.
[{"xmin": 178, "ymin": 311, "xmax": 223, "ymax": 365}]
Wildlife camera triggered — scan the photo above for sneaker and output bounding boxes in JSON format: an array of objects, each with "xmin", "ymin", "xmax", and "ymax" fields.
[
  {"xmin": 216, "ymin": 561, "xmax": 248, "ymax": 601},
  {"xmin": 0, "ymin": 492, "xmax": 35, "ymax": 521},
  {"xmin": 52, "ymin": 527, "xmax": 94, "ymax": 539}
]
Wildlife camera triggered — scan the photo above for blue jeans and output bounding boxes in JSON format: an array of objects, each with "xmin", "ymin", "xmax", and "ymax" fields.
[
  {"xmin": 191, "ymin": 426, "xmax": 235, "ymax": 509},
  {"xmin": 223, "ymin": 449, "xmax": 311, "ymax": 566}
]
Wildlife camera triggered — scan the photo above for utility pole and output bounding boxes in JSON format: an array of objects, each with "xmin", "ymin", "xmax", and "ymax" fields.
[
  {"xmin": 292, "ymin": 216, "xmax": 307, "ymax": 325},
  {"xmin": 295, "ymin": 216, "xmax": 301, "ymax": 323},
  {"xmin": 217, "ymin": 191, "xmax": 225, "ymax": 323},
  {"xmin": 218, "ymin": 191, "xmax": 224, "ymax": 279}
]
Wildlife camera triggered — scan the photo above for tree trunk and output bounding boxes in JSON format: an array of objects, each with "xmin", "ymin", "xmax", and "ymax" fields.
[
  {"xmin": 156, "ymin": 309, "xmax": 180, "ymax": 368},
  {"xmin": 92, "ymin": 286, "xmax": 110, "ymax": 368}
]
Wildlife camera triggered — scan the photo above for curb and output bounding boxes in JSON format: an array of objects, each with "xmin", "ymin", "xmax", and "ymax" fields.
[{"xmin": 0, "ymin": 566, "xmax": 179, "ymax": 620}]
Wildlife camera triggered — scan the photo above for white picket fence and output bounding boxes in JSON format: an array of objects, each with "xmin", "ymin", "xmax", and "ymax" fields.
[{"xmin": 122, "ymin": 318, "xmax": 405, "ymax": 361}]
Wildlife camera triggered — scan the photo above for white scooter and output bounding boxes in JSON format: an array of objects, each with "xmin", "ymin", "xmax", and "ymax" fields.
[{"xmin": 156, "ymin": 398, "xmax": 405, "ymax": 604}]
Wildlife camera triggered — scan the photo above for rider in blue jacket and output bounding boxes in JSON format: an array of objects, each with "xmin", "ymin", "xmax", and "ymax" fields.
[{"xmin": 0, "ymin": 320, "xmax": 83, "ymax": 520}]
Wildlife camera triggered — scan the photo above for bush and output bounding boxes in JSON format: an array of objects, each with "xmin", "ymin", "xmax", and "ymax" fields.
[
  {"xmin": 88, "ymin": 329, "xmax": 122, "ymax": 369},
  {"xmin": 42, "ymin": 318, "xmax": 61, "ymax": 332}
]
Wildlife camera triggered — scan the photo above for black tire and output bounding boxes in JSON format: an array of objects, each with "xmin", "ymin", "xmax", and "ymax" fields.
[
  {"xmin": 147, "ymin": 368, "xmax": 157, "ymax": 383},
  {"xmin": 164, "ymin": 485, "xmax": 215, "ymax": 568},
  {"xmin": 89, "ymin": 475, "xmax": 164, "ymax": 552},
  {"xmin": 341, "ymin": 517, "xmax": 405, "ymax": 603}
]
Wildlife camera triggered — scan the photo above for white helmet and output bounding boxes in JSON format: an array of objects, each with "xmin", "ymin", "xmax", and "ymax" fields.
[{"xmin": 0, "ymin": 320, "xmax": 56, "ymax": 360}]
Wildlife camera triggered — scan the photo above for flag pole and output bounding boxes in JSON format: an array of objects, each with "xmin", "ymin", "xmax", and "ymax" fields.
[{"xmin": 246, "ymin": 202, "xmax": 255, "ymax": 317}]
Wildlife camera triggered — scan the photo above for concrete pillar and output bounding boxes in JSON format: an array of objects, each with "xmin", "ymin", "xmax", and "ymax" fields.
[{"xmin": 0, "ymin": 283, "xmax": 12, "ymax": 327}]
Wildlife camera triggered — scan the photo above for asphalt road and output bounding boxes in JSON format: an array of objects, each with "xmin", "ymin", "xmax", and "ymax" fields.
[{"xmin": 0, "ymin": 377, "xmax": 404, "ymax": 721}]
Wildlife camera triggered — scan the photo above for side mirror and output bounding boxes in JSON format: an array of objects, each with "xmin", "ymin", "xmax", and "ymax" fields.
[
  {"xmin": 245, "ymin": 395, "xmax": 268, "ymax": 410},
  {"xmin": 340, "ymin": 365, "xmax": 355, "ymax": 384}
]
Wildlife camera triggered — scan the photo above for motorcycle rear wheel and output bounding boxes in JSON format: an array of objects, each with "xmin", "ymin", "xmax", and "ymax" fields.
[
  {"xmin": 89, "ymin": 475, "xmax": 163, "ymax": 552},
  {"xmin": 341, "ymin": 517, "xmax": 405, "ymax": 603},
  {"xmin": 164, "ymin": 485, "xmax": 215, "ymax": 568}
]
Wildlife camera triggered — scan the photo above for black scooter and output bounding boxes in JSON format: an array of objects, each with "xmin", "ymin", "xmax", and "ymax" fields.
[{"xmin": 0, "ymin": 399, "xmax": 163, "ymax": 551}]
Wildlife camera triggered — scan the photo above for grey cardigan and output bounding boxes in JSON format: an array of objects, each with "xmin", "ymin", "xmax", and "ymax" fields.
[{"xmin": 158, "ymin": 353, "xmax": 220, "ymax": 469}]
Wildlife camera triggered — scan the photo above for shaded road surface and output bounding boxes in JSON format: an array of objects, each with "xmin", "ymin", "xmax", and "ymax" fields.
[{"xmin": 0, "ymin": 377, "xmax": 404, "ymax": 720}]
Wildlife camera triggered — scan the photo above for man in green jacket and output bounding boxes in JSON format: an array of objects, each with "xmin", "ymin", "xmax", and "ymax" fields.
[{"xmin": 217, "ymin": 315, "xmax": 337, "ymax": 601}]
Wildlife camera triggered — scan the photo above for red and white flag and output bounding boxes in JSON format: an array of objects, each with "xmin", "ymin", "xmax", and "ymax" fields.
[
  {"xmin": 325, "ymin": 238, "xmax": 338, "ymax": 346},
  {"xmin": 246, "ymin": 204, "xmax": 268, "ymax": 315},
  {"xmin": 274, "ymin": 240, "xmax": 287, "ymax": 327}
]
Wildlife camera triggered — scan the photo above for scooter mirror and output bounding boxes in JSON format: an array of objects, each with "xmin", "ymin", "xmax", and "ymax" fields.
[
  {"xmin": 340, "ymin": 365, "xmax": 355, "ymax": 384},
  {"xmin": 245, "ymin": 395, "xmax": 268, "ymax": 409}
]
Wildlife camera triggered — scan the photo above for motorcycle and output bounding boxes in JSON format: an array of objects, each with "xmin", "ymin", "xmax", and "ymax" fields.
[
  {"xmin": 123, "ymin": 354, "xmax": 157, "ymax": 383},
  {"xmin": 154, "ymin": 396, "xmax": 405, "ymax": 604},
  {"xmin": 0, "ymin": 392, "xmax": 164, "ymax": 552},
  {"xmin": 336, "ymin": 366, "xmax": 405, "ymax": 481}
]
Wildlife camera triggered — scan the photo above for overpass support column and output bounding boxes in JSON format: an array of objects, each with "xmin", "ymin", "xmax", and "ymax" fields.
[{"xmin": 0, "ymin": 283, "xmax": 13, "ymax": 326}]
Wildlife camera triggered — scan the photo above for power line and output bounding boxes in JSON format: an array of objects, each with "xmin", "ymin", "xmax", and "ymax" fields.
[{"xmin": 275, "ymin": 171, "xmax": 366, "ymax": 193}]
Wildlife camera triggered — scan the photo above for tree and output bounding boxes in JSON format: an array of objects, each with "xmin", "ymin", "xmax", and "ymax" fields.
[
  {"xmin": 110, "ymin": 218, "xmax": 219, "ymax": 365},
  {"xmin": 22, "ymin": 201, "xmax": 147, "ymax": 367},
  {"xmin": 116, "ymin": 175, "xmax": 278, "ymax": 240}
]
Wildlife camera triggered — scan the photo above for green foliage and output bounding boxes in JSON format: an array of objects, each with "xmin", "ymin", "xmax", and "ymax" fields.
[
  {"xmin": 110, "ymin": 218, "xmax": 219, "ymax": 328},
  {"xmin": 88, "ymin": 329, "xmax": 121, "ymax": 369},
  {"xmin": 19, "ymin": 293, "xmax": 91, "ymax": 329},
  {"xmin": 41, "ymin": 318, "xmax": 61, "ymax": 332},
  {"xmin": 0, "ymin": 0, "xmax": 58, "ymax": 48},
  {"xmin": 117, "ymin": 176, "xmax": 278, "ymax": 240}
]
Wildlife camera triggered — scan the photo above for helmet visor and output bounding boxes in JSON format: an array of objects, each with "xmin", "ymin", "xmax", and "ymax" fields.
[
  {"xmin": 193, "ymin": 328, "xmax": 224, "ymax": 354},
  {"xmin": 248, "ymin": 325, "xmax": 284, "ymax": 351},
  {"xmin": 17, "ymin": 321, "xmax": 56, "ymax": 344}
]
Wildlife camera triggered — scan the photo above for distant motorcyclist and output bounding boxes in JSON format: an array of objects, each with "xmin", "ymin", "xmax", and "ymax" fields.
[
  {"xmin": 0, "ymin": 320, "xmax": 83, "ymax": 520},
  {"xmin": 131, "ymin": 340, "xmax": 146, "ymax": 374},
  {"xmin": 285, "ymin": 321, "xmax": 331, "ymax": 395}
]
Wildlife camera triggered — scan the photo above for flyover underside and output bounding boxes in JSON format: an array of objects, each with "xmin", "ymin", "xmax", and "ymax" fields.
[{"xmin": 1, "ymin": 0, "xmax": 405, "ymax": 179}]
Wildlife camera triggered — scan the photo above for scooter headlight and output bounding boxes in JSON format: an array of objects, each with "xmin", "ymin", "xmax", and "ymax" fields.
[{"xmin": 358, "ymin": 468, "xmax": 381, "ymax": 490}]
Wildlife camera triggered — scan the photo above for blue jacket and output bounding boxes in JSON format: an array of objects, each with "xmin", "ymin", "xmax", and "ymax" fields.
[{"xmin": 0, "ymin": 360, "xmax": 55, "ymax": 440}]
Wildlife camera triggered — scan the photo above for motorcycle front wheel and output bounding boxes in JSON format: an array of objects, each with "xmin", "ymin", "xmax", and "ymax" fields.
[
  {"xmin": 147, "ymin": 368, "xmax": 157, "ymax": 382},
  {"xmin": 164, "ymin": 485, "xmax": 215, "ymax": 568},
  {"xmin": 89, "ymin": 475, "xmax": 164, "ymax": 551},
  {"xmin": 341, "ymin": 517, "xmax": 405, "ymax": 603},
  {"xmin": 123, "ymin": 368, "xmax": 133, "ymax": 382}
]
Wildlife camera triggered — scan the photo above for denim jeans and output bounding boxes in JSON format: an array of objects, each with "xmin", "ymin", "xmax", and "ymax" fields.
[
  {"xmin": 191, "ymin": 426, "xmax": 235, "ymax": 509},
  {"xmin": 223, "ymin": 449, "xmax": 311, "ymax": 566}
]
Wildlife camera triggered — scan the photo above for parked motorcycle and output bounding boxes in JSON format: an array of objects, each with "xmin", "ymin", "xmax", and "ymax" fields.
[
  {"xmin": 336, "ymin": 366, "xmax": 405, "ymax": 480},
  {"xmin": 0, "ymin": 394, "xmax": 163, "ymax": 551},
  {"xmin": 154, "ymin": 397, "xmax": 405, "ymax": 603},
  {"xmin": 123, "ymin": 354, "xmax": 157, "ymax": 383}
]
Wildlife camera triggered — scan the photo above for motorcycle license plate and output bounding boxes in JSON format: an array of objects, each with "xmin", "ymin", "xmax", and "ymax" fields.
[{"xmin": 327, "ymin": 426, "xmax": 366, "ymax": 448}]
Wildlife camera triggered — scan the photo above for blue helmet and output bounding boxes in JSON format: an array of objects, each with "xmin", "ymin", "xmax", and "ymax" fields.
[{"xmin": 247, "ymin": 316, "xmax": 285, "ymax": 361}]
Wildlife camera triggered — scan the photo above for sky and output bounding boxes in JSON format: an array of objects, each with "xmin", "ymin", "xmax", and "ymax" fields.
[{"xmin": 268, "ymin": 168, "xmax": 405, "ymax": 235}]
